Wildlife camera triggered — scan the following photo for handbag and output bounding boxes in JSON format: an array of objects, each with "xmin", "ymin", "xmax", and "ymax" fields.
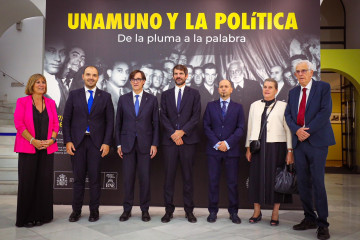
[
  {"xmin": 249, "ymin": 100, "xmax": 277, "ymax": 154},
  {"xmin": 274, "ymin": 164, "xmax": 298, "ymax": 194}
]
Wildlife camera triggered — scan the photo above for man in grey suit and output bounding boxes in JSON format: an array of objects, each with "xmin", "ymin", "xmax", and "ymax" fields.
[{"xmin": 115, "ymin": 70, "xmax": 159, "ymax": 222}]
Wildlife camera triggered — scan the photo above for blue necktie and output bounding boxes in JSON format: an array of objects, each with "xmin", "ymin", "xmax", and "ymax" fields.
[
  {"xmin": 221, "ymin": 101, "xmax": 227, "ymax": 118},
  {"xmin": 135, "ymin": 95, "xmax": 139, "ymax": 116},
  {"xmin": 87, "ymin": 90, "xmax": 94, "ymax": 132},
  {"xmin": 177, "ymin": 89, "xmax": 182, "ymax": 112}
]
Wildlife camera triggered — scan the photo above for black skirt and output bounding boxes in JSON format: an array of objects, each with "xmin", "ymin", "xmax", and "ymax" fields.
[{"xmin": 248, "ymin": 140, "xmax": 292, "ymax": 205}]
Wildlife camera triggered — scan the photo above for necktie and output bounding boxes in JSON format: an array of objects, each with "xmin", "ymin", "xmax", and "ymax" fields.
[
  {"xmin": 221, "ymin": 101, "xmax": 227, "ymax": 118},
  {"xmin": 177, "ymin": 88, "xmax": 182, "ymax": 112},
  {"xmin": 87, "ymin": 90, "xmax": 94, "ymax": 132},
  {"xmin": 297, "ymin": 88, "xmax": 307, "ymax": 126},
  {"xmin": 135, "ymin": 95, "xmax": 139, "ymax": 116}
]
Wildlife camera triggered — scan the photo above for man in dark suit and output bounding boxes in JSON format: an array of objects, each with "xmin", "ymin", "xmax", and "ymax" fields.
[
  {"xmin": 63, "ymin": 66, "xmax": 114, "ymax": 222},
  {"xmin": 270, "ymin": 65, "xmax": 292, "ymax": 102},
  {"xmin": 160, "ymin": 64, "xmax": 201, "ymax": 223},
  {"xmin": 115, "ymin": 70, "xmax": 159, "ymax": 222},
  {"xmin": 285, "ymin": 60, "xmax": 335, "ymax": 240},
  {"xmin": 203, "ymin": 79, "xmax": 245, "ymax": 224}
]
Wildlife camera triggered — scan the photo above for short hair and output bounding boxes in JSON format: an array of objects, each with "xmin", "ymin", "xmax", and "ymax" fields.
[
  {"xmin": 173, "ymin": 64, "xmax": 188, "ymax": 76},
  {"xmin": 227, "ymin": 60, "xmax": 244, "ymax": 70},
  {"xmin": 193, "ymin": 66, "xmax": 203, "ymax": 72},
  {"xmin": 264, "ymin": 78, "xmax": 278, "ymax": 90},
  {"xmin": 162, "ymin": 59, "xmax": 175, "ymax": 66},
  {"xmin": 203, "ymin": 63, "xmax": 217, "ymax": 71},
  {"xmin": 294, "ymin": 60, "xmax": 315, "ymax": 72},
  {"xmin": 82, "ymin": 65, "xmax": 99, "ymax": 75},
  {"xmin": 289, "ymin": 54, "xmax": 308, "ymax": 63},
  {"xmin": 25, "ymin": 74, "xmax": 47, "ymax": 95},
  {"xmin": 283, "ymin": 66, "xmax": 292, "ymax": 74},
  {"xmin": 129, "ymin": 70, "xmax": 146, "ymax": 81}
]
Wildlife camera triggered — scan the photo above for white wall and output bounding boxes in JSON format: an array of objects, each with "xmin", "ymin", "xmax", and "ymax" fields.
[{"xmin": 0, "ymin": 16, "xmax": 44, "ymax": 102}]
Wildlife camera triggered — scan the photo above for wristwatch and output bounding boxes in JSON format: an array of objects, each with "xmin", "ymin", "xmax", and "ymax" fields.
[{"xmin": 51, "ymin": 137, "xmax": 57, "ymax": 143}]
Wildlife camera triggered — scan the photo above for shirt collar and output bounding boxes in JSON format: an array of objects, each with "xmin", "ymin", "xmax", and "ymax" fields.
[
  {"xmin": 175, "ymin": 85, "xmax": 186, "ymax": 92},
  {"xmin": 220, "ymin": 97, "xmax": 230, "ymax": 104},
  {"xmin": 133, "ymin": 90, "xmax": 144, "ymax": 98},
  {"xmin": 85, "ymin": 86, "xmax": 97, "ymax": 94},
  {"xmin": 301, "ymin": 79, "xmax": 313, "ymax": 91}
]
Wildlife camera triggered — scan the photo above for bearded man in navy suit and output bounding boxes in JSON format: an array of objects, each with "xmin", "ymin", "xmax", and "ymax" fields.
[
  {"xmin": 160, "ymin": 64, "xmax": 201, "ymax": 223},
  {"xmin": 115, "ymin": 70, "xmax": 159, "ymax": 222},
  {"xmin": 203, "ymin": 79, "xmax": 245, "ymax": 224},
  {"xmin": 285, "ymin": 60, "xmax": 335, "ymax": 240},
  {"xmin": 63, "ymin": 66, "xmax": 114, "ymax": 222}
]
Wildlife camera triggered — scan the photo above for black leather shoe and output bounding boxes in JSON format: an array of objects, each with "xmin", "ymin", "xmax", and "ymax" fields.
[
  {"xmin": 317, "ymin": 227, "xmax": 330, "ymax": 240},
  {"xmin": 293, "ymin": 219, "xmax": 317, "ymax": 230},
  {"xmin": 89, "ymin": 209, "xmax": 99, "ymax": 222},
  {"xmin": 185, "ymin": 212, "xmax": 197, "ymax": 223},
  {"xmin": 207, "ymin": 212, "xmax": 217, "ymax": 223},
  {"xmin": 69, "ymin": 211, "xmax": 81, "ymax": 222},
  {"xmin": 229, "ymin": 213, "xmax": 241, "ymax": 224},
  {"xmin": 119, "ymin": 211, "xmax": 131, "ymax": 222},
  {"xmin": 161, "ymin": 212, "xmax": 173, "ymax": 223},
  {"xmin": 24, "ymin": 222, "xmax": 34, "ymax": 228},
  {"xmin": 34, "ymin": 221, "xmax": 43, "ymax": 226},
  {"xmin": 142, "ymin": 211, "xmax": 151, "ymax": 222}
]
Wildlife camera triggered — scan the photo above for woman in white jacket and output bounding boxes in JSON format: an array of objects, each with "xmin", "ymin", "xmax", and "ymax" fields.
[{"xmin": 246, "ymin": 78, "xmax": 294, "ymax": 226}]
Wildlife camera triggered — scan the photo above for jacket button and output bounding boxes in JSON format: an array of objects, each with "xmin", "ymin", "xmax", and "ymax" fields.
[
  {"xmin": 222, "ymin": 125, "xmax": 224, "ymax": 128},
  {"xmin": 178, "ymin": 114, "xmax": 180, "ymax": 117}
]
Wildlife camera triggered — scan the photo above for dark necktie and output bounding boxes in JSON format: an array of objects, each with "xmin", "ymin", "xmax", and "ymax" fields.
[
  {"xmin": 297, "ymin": 88, "xmax": 307, "ymax": 126},
  {"xmin": 87, "ymin": 90, "xmax": 94, "ymax": 132},
  {"xmin": 135, "ymin": 95, "xmax": 139, "ymax": 116},
  {"xmin": 177, "ymin": 88, "xmax": 182, "ymax": 112},
  {"xmin": 221, "ymin": 101, "xmax": 227, "ymax": 118},
  {"xmin": 65, "ymin": 77, "xmax": 71, "ymax": 89}
]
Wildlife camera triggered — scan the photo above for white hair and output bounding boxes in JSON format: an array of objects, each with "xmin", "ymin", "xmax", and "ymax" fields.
[{"xmin": 294, "ymin": 60, "xmax": 315, "ymax": 73}]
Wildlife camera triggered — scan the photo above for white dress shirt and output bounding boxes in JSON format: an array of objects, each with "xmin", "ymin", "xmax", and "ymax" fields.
[
  {"xmin": 175, "ymin": 85, "xmax": 186, "ymax": 107},
  {"xmin": 132, "ymin": 90, "xmax": 144, "ymax": 106}
]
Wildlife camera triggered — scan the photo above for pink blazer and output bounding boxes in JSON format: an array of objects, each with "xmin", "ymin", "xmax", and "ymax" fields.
[{"xmin": 14, "ymin": 95, "xmax": 59, "ymax": 154}]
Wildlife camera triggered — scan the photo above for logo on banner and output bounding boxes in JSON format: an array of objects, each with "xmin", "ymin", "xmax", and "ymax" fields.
[
  {"xmin": 56, "ymin": 174, "xmax": 68, "ymax": 187},
  {"xmin": 103, "ymin": 172, "xmax": 118, "ymax": 190}
]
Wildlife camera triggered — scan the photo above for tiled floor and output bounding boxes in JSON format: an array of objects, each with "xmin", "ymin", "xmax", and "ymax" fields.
[{"xmin": 0, "ymin": 174, "xmax": 359, "ymax": 240}]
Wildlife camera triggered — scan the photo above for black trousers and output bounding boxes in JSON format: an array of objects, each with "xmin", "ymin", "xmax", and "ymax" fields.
[
  {"xmin": 71, "ymin": 135, "xmax": 102, "ymax": 211},
  {"xmin": 16, "ymin": 151, "xmax": 54, "ymax": 227},
  {"xmin": 122, "ymin": 139, "xmax": 151, "ymax": 212},
  {"xmin": 163, "ymin": 144, "xmax": 196, "ymax": 213}
]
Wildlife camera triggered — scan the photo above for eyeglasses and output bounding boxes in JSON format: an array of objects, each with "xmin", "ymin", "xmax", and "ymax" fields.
[
  {"xmin": 295, "ymin": 69, "xmax": 310, "ymax": 75},
  {"xmin": 130, "ymin": 78, "xmax": 144, "ymax": 82}
]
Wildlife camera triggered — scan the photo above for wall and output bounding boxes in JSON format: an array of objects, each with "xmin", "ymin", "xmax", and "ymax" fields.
[
  {"xmin": 328, "ymin": 92, "xmax": 342, "ymax": 161},
  {"xmin": 0, "ymin": 17, "xmax": 44, "ymax": 102},
  {"xmin": 343, "ymin": 0, "xmax": 360, "ymax": 48}
]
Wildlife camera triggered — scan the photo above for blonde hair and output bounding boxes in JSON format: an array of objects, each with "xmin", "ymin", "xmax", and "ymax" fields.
[{"xmin": 25, "ymin": 74, "xmax": 47, "ymax": 95}]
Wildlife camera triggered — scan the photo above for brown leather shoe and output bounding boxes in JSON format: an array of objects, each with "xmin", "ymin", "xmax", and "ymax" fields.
[
  {"xmin": 185, "ymin": 212, "xmax": 197, "ymax": 223},
  {"xmin": 69, "ymin": 211, "xmax": 81, "ymax": 222},
  {"xmin": 119, "ymin": 211, "xmax": 131, "ymax": 222},
  {"xmin": 161, "ymin": 212, "xmax": 173, "ymax": 223}
]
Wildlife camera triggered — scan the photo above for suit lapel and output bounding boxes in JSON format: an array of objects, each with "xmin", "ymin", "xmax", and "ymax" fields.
[
  {"xmin": 89, "ymin": 89, "xmax": 101, "ymax": 114},
  {"xmin": 169, "ymin": 88, "xmax": 177, "ymax": 112},
  {"xmin": 224, "ymin": 100, "xmax": 234, "ymax": 121},
  {"xmin": 80, "ymin": 89, "xmax": 88, "ymax": 115},
  {"xmin": 126, "ymin": 93, "xmax": 136, "ymax": 117},
  {"xmin": 293, "ymin": 86, "xmax": 301, "ymax": 114},
  {"xmin": 138, "ymin": 92, "xmax": 148, "ymax": 117},
  {"xmin": 179, "ymin": 87, "xmax": 190, "ymax": 112},
  {"xmin": 305, "ymin": 80, "xmax": 317, "ymax": 112}
]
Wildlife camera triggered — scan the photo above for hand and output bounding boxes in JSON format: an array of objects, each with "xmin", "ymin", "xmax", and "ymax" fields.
[
  {"xmin": 41, "ymin": 139, "xmax": 54, "ymax": 149},
  {"xmin": 117, "ymin": 146, "xmax": 123, "ymax": 158},
  {"xmin": 286, "ymin": 151, "xmax": 294, "ymax": 165},
  {"xmin": 217, "ymin": 141, "xmax": 228, "ymax": 152},
  {"xmin": 246, "ymin": 148, "xmax": 251, "ymax": 162},
  {"xmin": 296, "ymin": 127, "xmax": 310, "ymax": 141},
  {"xmin": 150, "ymin": 145, "xmax": 157, "ymax": 159},
  {"xmin": 100, "ymin": 144, "xmax": 110, "ymax": 158},
  {"xmin": 171, "ymin": 130, "xmax": 185, "ymax": 142},
  {"xmin": 66, "ymin": 142, "xmax": 76, "ymax": 155},
  {"xmin": 174, "ymin": 138, "xmax": 183, "ymax": 145},
  {"xmin": 31, "ymin": 139, "xmax": 43, "ymax": 150}
]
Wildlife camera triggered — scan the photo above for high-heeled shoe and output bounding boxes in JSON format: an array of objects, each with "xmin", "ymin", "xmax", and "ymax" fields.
[
  {"xmin": 249, "ymin": 212, "xmax": 262, "ymax": 223},
  {"xmin": 270, "ymin": 219, "xmax": 279, "ymax": 226}
]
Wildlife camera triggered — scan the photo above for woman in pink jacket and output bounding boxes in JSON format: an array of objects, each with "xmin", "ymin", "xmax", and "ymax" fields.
[{"xmin": 14, "ymin": 74, "xmax": 59, "ymax": 228}]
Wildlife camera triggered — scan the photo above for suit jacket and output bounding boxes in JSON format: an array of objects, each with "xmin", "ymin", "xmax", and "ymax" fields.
[
  {"xmin": 285, "ymin": 80, "xmax": 335, "ymax": 148},
  {"xmin": 160, "ymin": 86, "xmax": 201, "ymax": 145},
  {"xmin": 245, "ymin": 100, "xmax": 292, "ymax": 148},
  {"xmin": 13, "ymin": 96, "xmax": 59, "ymax": 154},
  {"xmin": 198, "ymin": 85, "xmax": 218, "ymax": 115},
  {"xmin": 63, "ymin": 87, "xmax": 114, "ymax": 149},
  {"xmin": 115, "ymin": 91, "xmax": 159, "ymax": 154},
  {"xmin": 203, "ymin": 99, "xmax": 245, "ymax": 157},
  {"xmin": 276, "ymin": 82, "xmax": 292, "ymax": 102}
]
